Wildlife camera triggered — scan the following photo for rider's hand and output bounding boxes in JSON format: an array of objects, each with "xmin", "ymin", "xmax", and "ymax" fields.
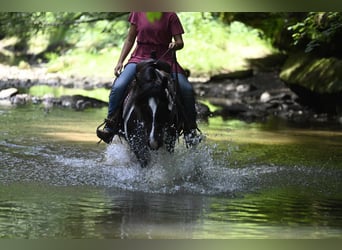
[
  {"xmin": 168, "ymin": 42, "xmax": 177, "ymax": 50},
  {"xmin": 114, "ymin": 63, "xmax": 123, "ymax": 77}
]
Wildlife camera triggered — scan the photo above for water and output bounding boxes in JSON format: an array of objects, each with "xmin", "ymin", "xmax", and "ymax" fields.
[{"xmin": 0, "ymin": 104, "xmax": 341, "ymax": 238}]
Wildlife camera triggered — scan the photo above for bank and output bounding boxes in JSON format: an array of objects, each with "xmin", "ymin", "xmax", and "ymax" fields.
[{"xmin": 0, "ymin": 60, "xmax": 341, "ymax": 126}]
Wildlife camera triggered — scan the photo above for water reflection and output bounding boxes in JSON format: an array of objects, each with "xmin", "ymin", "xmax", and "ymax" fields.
[
  {"xmin": 0, "ymin": 183, "xmax": 341, "ymax": 238},
  {"xmin": 0, "ymin": 183, "xmax": 206, "ymax": 238},
  {"xmin": 0, "ymin": 105, "xmax": 341, "ymax": 238}
]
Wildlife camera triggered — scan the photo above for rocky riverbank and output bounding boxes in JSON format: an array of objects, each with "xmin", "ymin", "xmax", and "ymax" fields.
[
  {"xmin": 193, "ymin": 69, "xmax": 342, "ymax": 124},
  {"xmin": 0, "ymin": 64, "xmax": 113, "ymax": 90},
  {"xmin": 0, "ymin": 63, "xmax": 341, "ymax": 125}
]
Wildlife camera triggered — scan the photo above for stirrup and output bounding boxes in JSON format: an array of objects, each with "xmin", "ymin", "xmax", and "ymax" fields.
[{"xmin": 96, "ymin": 119, "xmax": 114, "ymax": 144}]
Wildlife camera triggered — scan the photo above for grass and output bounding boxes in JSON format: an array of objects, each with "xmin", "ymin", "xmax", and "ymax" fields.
[{"xmin": 46, "ymin": 48, "xmax": 120, "ymax": 78}]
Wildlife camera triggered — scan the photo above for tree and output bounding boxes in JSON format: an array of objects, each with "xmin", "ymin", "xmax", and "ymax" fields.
[
  {"xmin": 213, "ymin": 12, "xmax": 308, "ymax": 51},
  {"xmin": 288, "ymin": 12, "xmax": 342, "ymax": 57},
  {"xmin": 0, "ymin": 12, "xmax": 46, "ymax": 51},
  {"xmin": 0, "ymin": 12, "xmax": 128, "ymax": 60}
]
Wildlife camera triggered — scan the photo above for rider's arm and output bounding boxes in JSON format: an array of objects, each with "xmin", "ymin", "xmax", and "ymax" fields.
[
  {"xmin": 114, "ymin": 24, "xmax": 137, "ymax": 76},
  {"xmin": 169, "ymin": 34, "xmax": 184, "ymax": 51}
]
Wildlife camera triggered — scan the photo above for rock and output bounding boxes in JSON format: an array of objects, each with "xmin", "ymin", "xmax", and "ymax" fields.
[
  {"xmin": 287, "ymin": 84, "xmax": 342, "ymax": 114},
  {"xmin": 0, "ymin": 61, "xmax": 340, "ymax": 124},
  {"xmin": 0, "ymin": 64, "xmax": 112, "ymax": 90},
  {"xmin": 338, "ymin": 116, "xmax": 342, "ymax": 124},
  {"xmin": 247, "ymin": 53, "xmax": 288, "ymax": 72},
  {"xmin": 42, "ymin": 94, "xmax": 55, "ymax": 113},
  {"xmin": 195, "ymin": 102, "xmax": 211, "ymax": 120},
  {"xmin": 10, "ymin": 94, "xmax": 31, "ymax": 105},
  {"xmin": 0, "ymin": 87, "xmax": 18, "ymax": 99},
  {"xmin": 280, "ymin": 52, "xmax": 342, "ymax": 93},
  {"xmin": 59, "ymin": 95, "xmax": 108, "ymax": 111},
  {"xmin": 18, "ymin": 60, "xmax": 31, "ymax": 69},
  {"xmin": 260, "ymin": 91, "xmax": 271, "ymax": 103},
  {"xmin": 213, "ymin": 103, "xmax": 249, "ymax": 117},
  {"xmin": 209, "ymin": 69, "xmax": 254, "ymax": 82},
  {"xmin": 236, "ymin": 84, "xmax": 252, "ymax": 92},
  {"xmin": 280, "ymin": 52, "xmax": 342, "ymax": 113}
]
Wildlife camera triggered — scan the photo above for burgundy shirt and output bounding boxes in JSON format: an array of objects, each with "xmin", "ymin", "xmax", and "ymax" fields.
[{"xmin": 127, "ymin": 12, "xmax": 185, "ymax": 74}]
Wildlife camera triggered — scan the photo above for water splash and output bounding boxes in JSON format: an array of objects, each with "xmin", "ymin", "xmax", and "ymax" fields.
[
  {"xmin": 100, "ymin": 140, "xmax": 283, "ymax": 195},
  {"xmin": 102, "ymin": 140, "xmax": 214, "ymax": 193},
  {"xmin": 1, "ymin": 138, "xmax": 340, "ymax": 197}
]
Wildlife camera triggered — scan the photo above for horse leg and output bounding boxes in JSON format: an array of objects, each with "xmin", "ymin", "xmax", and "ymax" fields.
[
  {"xmin": 127, "ymin": 122, "xmax": 151, "ymax": 168},
  {"xmin": 164, "ymin": 125, "xmax": 177, "ymax": 153}
]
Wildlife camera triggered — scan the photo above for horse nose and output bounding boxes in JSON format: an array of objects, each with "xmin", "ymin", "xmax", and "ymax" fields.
[{"xmin": 149, "ymin": 139, "xmax": 159, "ymax": 150}]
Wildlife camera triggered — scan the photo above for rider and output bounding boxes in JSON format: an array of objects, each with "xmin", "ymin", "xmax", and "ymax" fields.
[{"xmin": 97, "ymin": 12, "xmax": 200, "ymax": 146}]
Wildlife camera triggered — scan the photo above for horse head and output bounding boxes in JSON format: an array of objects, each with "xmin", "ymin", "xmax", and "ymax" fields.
[{"xmin": 132, "ymin": 60, "xmax": 175, "ymax": 150}]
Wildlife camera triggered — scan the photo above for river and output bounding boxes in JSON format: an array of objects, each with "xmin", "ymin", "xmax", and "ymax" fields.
[{"xmin": 0, "ymin": 104, "xmax": 341, "ymax": 238}]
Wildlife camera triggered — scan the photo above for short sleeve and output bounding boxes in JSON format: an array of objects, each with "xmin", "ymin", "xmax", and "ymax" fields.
[
  {"xmin": 128, "ymin": 12, "xmax": 138, "ymax": 25},
  {"xmin": 169, "ymin": 13, "xmax": 184, "ymax": 36}
]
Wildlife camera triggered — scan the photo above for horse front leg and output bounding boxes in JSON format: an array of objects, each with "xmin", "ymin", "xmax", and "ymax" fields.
[
  {"xmin": 127, "ymin": 122, "xmax": 151, "ymax": 168},
  {"xmin": 164, "ymin": 124, "xmax": 177, "ymax": 153}
]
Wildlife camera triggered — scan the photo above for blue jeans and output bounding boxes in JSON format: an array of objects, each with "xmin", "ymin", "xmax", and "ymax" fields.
[
  {"xmin": 108, "ymin": 63, "xmax": 136, "ymax": 116},
  {"xmin": 107, "ymin": 63, "xmax": 197, "ymax": 129}
]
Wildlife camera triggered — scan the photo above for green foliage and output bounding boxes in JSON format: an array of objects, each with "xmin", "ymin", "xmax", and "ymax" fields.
[
  {"xmin": 0, "ymin": 12, "xmax": 127, "ymax": 53},
  {"xmin": 44, "ymin": 52, "xmax": 59, "ymax": 61},
  {"xmin": 1, "ymin": 12, "xmax": 276, "ymax": 77},
  {"xmin": 0, "ymin": 12, "xmax": 47, "ymax": 50},
  {"xmin": 177, "ymin": 12, "xmax": 275, "ymax": 75},
  {"xmin": 214, "ymin": 13, "xmax": 299, "ymax": 48},
  {"xmin": 288, "ymin": 12, "xmax": 342, "ymax": 54},
  {"xmin": 66, "ymin": 20, "xmax": 126, "ymax": 56},
  {"xmin": 56, "ymin": 12, "xmax": 276, "ymax": 77}
]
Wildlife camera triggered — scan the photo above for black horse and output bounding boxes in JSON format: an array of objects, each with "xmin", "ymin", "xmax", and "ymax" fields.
[{"xmin": 115, "ymin": 59, "xmax": 184, "ymax": 167}]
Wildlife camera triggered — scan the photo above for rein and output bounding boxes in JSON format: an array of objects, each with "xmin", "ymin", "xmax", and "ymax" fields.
[
  {"xmin": 153, "ymin": 48, "xmax": 182, "ymax": 127},
  {"xmin": 158, "ymin": 48, "xmax": 202, "ymax": 135},
  {"xmin": 154, "ymin": 47, "xmax": 172, "ymax": 64},
  {"xmin": 154, "ymin": 48, "xmax": 198, "ymax": 135}
]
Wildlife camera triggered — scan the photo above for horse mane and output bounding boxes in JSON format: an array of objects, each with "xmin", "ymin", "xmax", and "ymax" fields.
[{"xmin": 133, "ymin": 63, "xmax": 170, "ymax": 103}]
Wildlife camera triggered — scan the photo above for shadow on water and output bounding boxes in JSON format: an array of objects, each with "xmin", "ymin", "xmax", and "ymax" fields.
[{"xmin": 0, "ymin": 105, "xmax": 341, "ymax": 238}]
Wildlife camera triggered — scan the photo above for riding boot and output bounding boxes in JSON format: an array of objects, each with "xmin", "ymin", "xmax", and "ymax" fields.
[
  {"xmin": 96, "ymin": 119, "xmax": 115, "ymax": 144},
  {"xmin": 96, "ymin": 111, "xmax": 121, "ymax": 144}
]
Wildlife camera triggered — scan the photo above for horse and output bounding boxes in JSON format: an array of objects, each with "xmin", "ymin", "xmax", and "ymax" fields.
[{"xmin": 116, "ymin": 59, "xmax": 184, "ymax": 167}]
